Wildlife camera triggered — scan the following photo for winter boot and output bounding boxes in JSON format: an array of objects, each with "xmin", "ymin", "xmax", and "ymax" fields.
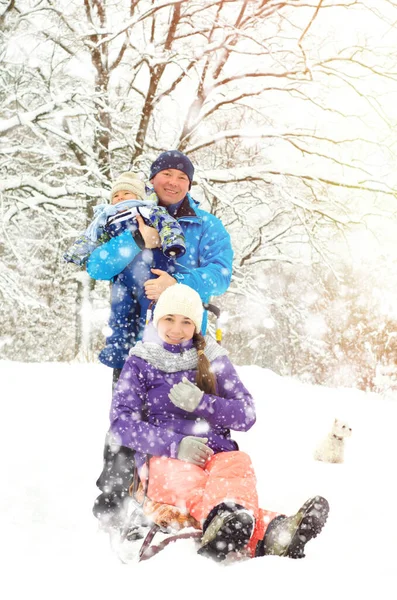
[
  {"xmin": 93, "ymin": 491, "xmax": 130, "ymax": 531},
  {"xmin": 93, "ymin": 440, "xmax": 136, "ymax": 532},
  {"xmin": 198, "ymin": 502, "xmax": 255, "ymax": 562},
  {"xmin": 255, "ymin": 495, "xmax": 329, "ymax": 559}
]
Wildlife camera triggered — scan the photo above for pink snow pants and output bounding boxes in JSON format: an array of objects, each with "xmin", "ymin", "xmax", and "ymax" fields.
[{"xmin": 140, "ymin": 451, "xmax": 280, "ymax": 557}]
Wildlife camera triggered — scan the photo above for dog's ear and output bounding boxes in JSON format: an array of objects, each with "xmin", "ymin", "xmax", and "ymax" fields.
[{"xmin": 334, "ymin": 418, "xmax": 338, "ymax": 424}]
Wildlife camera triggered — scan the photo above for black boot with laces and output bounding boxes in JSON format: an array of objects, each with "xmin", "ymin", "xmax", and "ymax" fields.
[
  {"xmin": 198, "ymin": 502, "xmax": 255, "ymax": 562},
  {"xmin": 255, "ymin": 495, "xmax": 329, "ymax": 559}
]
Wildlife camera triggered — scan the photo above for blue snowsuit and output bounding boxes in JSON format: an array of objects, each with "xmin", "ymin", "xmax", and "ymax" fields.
[
  {"xmin": 87, "ymin": 193, "xmax": 233, "ymax": 368},
  {"xmin": 64, "ymin": 198, "xmax": 185, "ymax": 266},
  {"xmin": 65, "ymin": 199, "xmax": 186, "ymax": 369}
]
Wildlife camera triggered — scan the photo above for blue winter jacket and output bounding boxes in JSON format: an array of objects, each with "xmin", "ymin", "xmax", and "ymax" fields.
[{"xmin": 87, "ymin": 193, "xmax": 233, "ymax": 319}]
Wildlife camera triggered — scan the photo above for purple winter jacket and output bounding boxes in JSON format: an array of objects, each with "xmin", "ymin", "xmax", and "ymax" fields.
[{"xmin": 109, "ymin": 334, "xmax": 256, "ymax": 470}]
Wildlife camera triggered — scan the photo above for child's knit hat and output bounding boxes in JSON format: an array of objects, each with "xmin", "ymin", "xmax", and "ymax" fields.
[
  {"xmin": 111, "ymin": 172, "xmax": 146, "ymax": 200},
  {"xmin": 149, "ymin": 151, "xmax": 194, "ymax": 189},
  {"xmin": 153, "ymin": 284, "xmax": 203, "ymax": 333}
]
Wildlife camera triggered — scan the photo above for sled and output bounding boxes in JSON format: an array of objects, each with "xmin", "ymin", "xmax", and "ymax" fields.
[
  {"xmin": 138, "ymin": 525, "xmax": 202, "ymax": 562},
  {"xmin": 111, "ymin": 465, "xmax": 202, "ymax": 563}
]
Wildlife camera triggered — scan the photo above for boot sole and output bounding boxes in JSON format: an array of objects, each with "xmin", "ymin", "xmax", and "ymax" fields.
[
  {"xmin": 285, "ymin": 495, "xmax": 329, "ymax": 558},
  {"xmin": 198, "ymin": 510, "xmax": 254, "ymax": 562}
]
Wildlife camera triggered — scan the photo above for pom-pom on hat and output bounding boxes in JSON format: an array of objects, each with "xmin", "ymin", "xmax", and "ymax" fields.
[
  {"xmin": 111, "ymin": 172, "xmax": 146, "ymax": 201},
  {"xmin": 149, "ymin": 150, "xmax": 194, "ymax": 188},
  {"xmin": 153, "ymin": 284, "xmax": 203, "ymax": 333}
]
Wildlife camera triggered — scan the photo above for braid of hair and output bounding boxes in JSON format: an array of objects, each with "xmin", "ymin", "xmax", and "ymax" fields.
[{"xmin": 193, "ymin": 333, "xmax": 217, "ymax": 395}]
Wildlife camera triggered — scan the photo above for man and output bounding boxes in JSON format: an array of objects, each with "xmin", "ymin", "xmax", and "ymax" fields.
[
  {"xmin": 91, "ymin": 151, "xmax": 233, "ymax": 529},
  {"xmin": 87, "ymin": 150, "xmax": 233, "ymax": 371}
]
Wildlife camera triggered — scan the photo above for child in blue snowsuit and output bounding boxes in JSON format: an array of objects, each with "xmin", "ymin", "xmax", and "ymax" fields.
[{"xmin": 64, "ymin": 172, "xmax": 186, "ymax": 369}]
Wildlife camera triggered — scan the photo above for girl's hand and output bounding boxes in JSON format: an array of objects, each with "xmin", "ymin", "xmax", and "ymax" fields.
[
  {"xmin": 169, "ymin": 377, "xmax": 204, "ymax": 412},
  {"xmin": 177, "ymin": 436, "xmax": 213, "ymax": 467}
]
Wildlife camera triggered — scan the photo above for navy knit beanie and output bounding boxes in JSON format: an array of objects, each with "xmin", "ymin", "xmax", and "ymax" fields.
[{"xmin": 149, "ymin": 150, "xmax": 194, "ymax": 188}]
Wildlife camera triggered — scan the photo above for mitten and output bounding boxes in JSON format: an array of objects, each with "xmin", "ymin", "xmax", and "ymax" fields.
[
  {"xmin": 177, "ymin": 436, "xmax": 214, "ymax": 467},
  {"xmin": 168, "ymin": 377, "xmax": 204, "ymax": 412}
]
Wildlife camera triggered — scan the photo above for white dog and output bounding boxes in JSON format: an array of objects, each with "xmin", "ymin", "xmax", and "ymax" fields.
[{"xmin": 314, "ymin": 419, "xmax": 352, "ymax": 464}]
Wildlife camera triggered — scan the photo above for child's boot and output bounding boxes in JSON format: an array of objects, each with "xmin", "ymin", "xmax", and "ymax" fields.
[
  {"xmin": 198, "ymin": 502, "xmax": 255, "ymax": 562},
  {"xmin": 255, "ymin": 495, "xmax": 329, "ymax": 559}
]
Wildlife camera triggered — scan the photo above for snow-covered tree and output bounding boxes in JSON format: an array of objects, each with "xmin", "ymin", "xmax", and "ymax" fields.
[{"xmin": 1, "ymin": 0, "xmax": 396, "ymax": 379}]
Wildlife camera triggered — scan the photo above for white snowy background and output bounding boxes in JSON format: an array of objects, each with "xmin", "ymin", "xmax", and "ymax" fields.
[
  {"xmin": 2, "ymin": 3, "xmax": 397, "ymax": 598},
  {"xmin": 3, "ymin": 359, "xmax": 396, "ymax": 599}
]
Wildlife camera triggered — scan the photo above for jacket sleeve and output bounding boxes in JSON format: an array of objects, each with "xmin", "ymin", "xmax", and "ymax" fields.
[
  {"xmin": 63, "ymin": 233, "xmax": 101, "ymax": 266},
  {"xmin": 86, "ymin": 230, "xmax": 141, "ymax": 280},
  {"xmin": 148, "ymin": 207, "xmax": 186, "ymax": 258},
  {"xmin": 174, "ymin": 214, "xmax": 233, "ymax": 301},
  {"xmin": 109, "ymin": 357, "xmax": 185, "ymax": 457},
  {"xmin": 193, "ymin": 357, "xmax": 256, "ymax": 431}
]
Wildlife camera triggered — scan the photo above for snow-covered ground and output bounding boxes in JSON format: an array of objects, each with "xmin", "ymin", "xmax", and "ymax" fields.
[{"xmin": 2, "ymin": 360, "xmax": 396, "ymax": 599}]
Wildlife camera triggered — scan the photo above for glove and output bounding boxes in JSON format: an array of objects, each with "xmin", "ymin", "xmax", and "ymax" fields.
[
  {"xmin": 177, "ymin": 436, "xmax": 214, "ymax": 467},
  {"xmin": 168, "ymin": 377, "xmax": 204, "ymax": 412}
]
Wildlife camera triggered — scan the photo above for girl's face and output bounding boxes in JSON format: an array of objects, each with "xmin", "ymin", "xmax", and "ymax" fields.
[{"xmin": 157, "ymin": 314, "xmax": 196, "ymax": 345}]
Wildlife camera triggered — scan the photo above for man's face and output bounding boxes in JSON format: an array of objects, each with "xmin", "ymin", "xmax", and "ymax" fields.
[{"xmin": 151, "ymin": 169, "xmax": 190, "ymax": 206}]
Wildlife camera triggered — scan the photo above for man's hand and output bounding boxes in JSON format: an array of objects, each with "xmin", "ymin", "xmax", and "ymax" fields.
[
  {"xmin": 144, "ymin": 268, "xmax": 176, "ymax": 300},
  {"xmin": 169, "ymin": 377, "xmax": 204, "ymax": 412},
  {"xmin": 135, "ymin": 214, "xmax": 161, "ymax": 249},
  {"xmin": 177, "ymin": 436, "xmax": 214, "ymax": 467}
]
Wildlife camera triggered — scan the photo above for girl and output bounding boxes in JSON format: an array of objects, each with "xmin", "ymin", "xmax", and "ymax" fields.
[{"xmin": 94, "ymin": 284, "xmax": 329, "ymax": 561}]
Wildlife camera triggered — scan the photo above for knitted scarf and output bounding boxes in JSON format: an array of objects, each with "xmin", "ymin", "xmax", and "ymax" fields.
[{"xmin": 129, "ymin": 335, "xmax": 228, "ymax": 372}]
